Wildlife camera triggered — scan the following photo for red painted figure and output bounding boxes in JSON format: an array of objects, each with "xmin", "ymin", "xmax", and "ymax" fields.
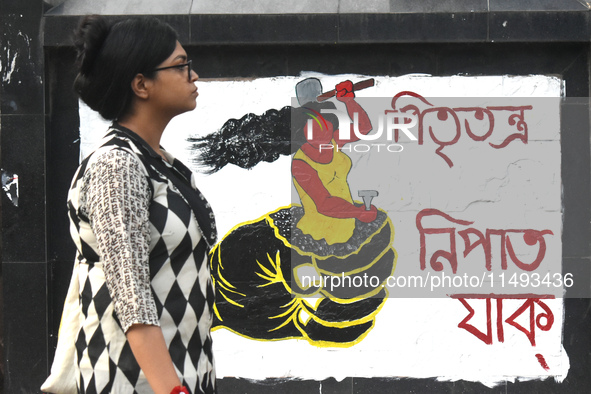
[{"xmin": 292, "ymin": 80, "xmax": 377, "ymax": 244}]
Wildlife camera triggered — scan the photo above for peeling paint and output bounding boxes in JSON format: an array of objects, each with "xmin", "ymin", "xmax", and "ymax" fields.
[
  {"xmin": 17, "ymin": 31, "xmax": 32, "ymax": 59},
  {"xmin": 1, "ymin": 27, "xmax": 33, "ymax": 85},
  {"xmin": 2, "ymin": 169, "xmax": 19, "ymax": 207},
  {"xmin": 1, "ymin": 47, "xmax": 18, "ymax": 83}
]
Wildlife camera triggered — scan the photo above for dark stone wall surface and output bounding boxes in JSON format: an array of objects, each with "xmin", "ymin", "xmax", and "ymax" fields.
[{"xmin": 1, "ymin": 1, "xmax": 589, "ymax": 392}]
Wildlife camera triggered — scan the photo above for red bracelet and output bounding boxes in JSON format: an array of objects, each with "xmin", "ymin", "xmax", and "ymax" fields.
[{"xmin": 170, "ymin": 386, "xmax": 189, "ymax": 394}]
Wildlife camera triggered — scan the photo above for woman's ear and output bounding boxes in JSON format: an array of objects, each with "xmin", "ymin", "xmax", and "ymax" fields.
[{"xmin": 130, "ymin": 73, "xmax": 150, "ymax": 100}]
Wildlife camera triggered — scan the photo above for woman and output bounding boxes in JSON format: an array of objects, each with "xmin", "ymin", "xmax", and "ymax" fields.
[
  {"xmin": 291, "ymin": 80, "xmax": 378, "ymax": 244},
  {"xmin": 43, "ymin": 15, "xmax": 216, "ymax": 394}
]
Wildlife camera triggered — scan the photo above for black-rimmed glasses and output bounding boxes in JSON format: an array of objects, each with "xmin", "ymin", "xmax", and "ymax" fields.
[{"xmin": 152, "ymin": 60, "xmax": 192, "ymax": 81}]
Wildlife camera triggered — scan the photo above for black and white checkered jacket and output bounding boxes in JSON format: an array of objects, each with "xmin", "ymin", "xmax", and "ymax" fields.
[{"xmin": 67, "ymin": 124, "xmax": 217, "ymax": 393}]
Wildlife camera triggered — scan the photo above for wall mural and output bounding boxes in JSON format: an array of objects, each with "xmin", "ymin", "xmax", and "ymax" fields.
[
  {"xmin": 190, "ymin": 78, "xmax": 395, "ymax": 347},
  {"xmin": 80, "ymin": 73, "xmax": 568, "ymax": 386}
]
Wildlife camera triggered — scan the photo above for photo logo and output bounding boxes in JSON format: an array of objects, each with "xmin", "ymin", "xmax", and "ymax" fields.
[
  {"xmin": 304, "ymin": 107, "xmax": 419, "ymax": 154},
  {"xmin": 319, "ymin": 109, "xmax": 418, "ymax": 142}
]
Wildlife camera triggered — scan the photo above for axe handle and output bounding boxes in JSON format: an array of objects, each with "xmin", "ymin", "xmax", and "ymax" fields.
[{"xmin": 317, "ymin": 78, "xmax": 375, "ymax": 102}]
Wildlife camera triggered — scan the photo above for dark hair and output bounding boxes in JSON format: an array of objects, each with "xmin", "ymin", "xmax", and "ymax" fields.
[
  {"xmin": 189, "ymin": 101, "xmax": 339, "ymax": 173},
  {"xmin": 73, "ymin": 15, "xmax": 178, "ymax": 120}
]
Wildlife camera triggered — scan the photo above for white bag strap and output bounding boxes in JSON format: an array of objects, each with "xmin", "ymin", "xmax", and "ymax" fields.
[{"xmin": 41, "ymin": 260, "xmax": 81, "ymax": 394}]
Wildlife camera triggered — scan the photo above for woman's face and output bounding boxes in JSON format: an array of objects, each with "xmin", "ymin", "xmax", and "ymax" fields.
[
  {"xmin": 304, "ymin": 118, "xmax": 334, "ymax": 147},
  {"xmin": 148, "ymin": 41, "xmax": 199, "ymax": 118}
]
